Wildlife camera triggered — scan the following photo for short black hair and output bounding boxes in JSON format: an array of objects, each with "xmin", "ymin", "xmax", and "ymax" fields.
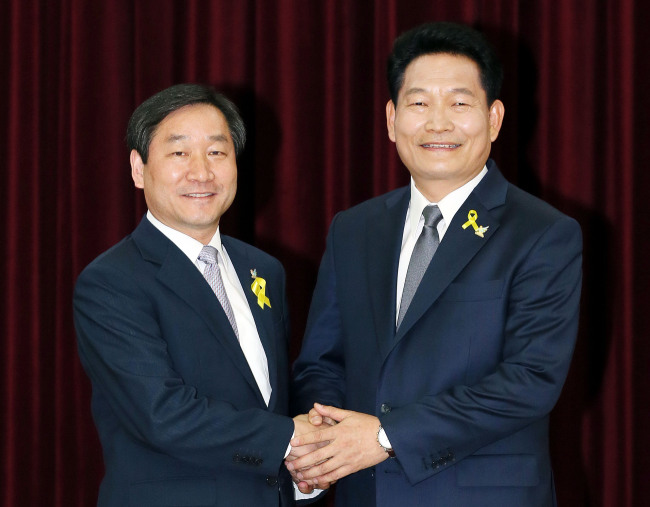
[
  {"xmin": 126, "ymin": 83, "xmax": 246, "ymax": 163},
  {"xmin": 387, "ymin": 22, "xmax": 503, "ymax": 105}
]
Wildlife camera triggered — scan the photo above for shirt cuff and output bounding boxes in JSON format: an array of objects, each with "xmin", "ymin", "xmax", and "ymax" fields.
[
  {"xmin": 378, "ymin": 427, "xmax": 392, "ymax": 449},
  {"xmin": 284, "ymin": 430, "xmax": 294, "ymax": 459}
]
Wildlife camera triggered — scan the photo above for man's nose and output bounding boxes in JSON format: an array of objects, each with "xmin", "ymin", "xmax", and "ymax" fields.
[
  {"xmin": 425, "ymin": 106, "xmax": 453, "ymax": 132},
  {"xmin": 187, "ymin": 156, "xmax": 214, "ymax": 181}
]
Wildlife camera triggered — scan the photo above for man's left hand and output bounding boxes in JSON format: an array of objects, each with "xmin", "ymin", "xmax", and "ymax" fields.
[{"xmin": 285, "ymin": 403, "xmax": 389, "ymax": 486}]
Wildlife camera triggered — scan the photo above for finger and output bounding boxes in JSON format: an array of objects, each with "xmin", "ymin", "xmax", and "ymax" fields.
[
  {"xmin": 287, "ymin": 465, "xmax": 301, "ymax": 478},
  {"xmin": 314, "ymin": 478, "xmax": 336, "ymax": 489},
  {"xmin": 311, "ymin": 468, "xmax": 348, "ymax": 488},
  {"xmin": 300, "ymin": 461, "xmax": 350, "ymax": 485},
  {"xmin": 313, "ymin": 403, "xmax": 350, "ymax": 422},
  {"xmin": 290, "ymin": 427, "xmax": 330, "ymax": 447},
  {"xmin": 287, "ymin": 442, "xmax": 319, "ymax": 459},
  {"xmin": 295, "ymin": 452, "xmax": 342, "ymax": 480},
  {"xmin": 308, "ymin": 407, "xmax": 323, "ymax": 425},
  {"xmin": 302, "ymin": 478, "xmax": 335, "ymax": 491},
  {"xmin": 287, "ymin": 445, "xmax": 334, "ymax": 472},
  {"xmin": 297, "ymin": 481, "xmax": 314, "ymax": 494},
  {"xmin": 322, "ymin": 416, "xmax": 337, "ymax": 426}
]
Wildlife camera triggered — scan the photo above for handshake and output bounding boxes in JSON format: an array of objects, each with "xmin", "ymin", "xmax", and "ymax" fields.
[{"xmin": 286, "ymin": 403, "xmax": 391, "ymax": 494}]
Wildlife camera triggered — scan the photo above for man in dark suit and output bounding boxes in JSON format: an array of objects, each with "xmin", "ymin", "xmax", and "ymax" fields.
[
  {"xmin": 287, "ymin": 23, "xmax": 582, "ymax": 506},
  {"xmin": 74, "ymin": 84, "xmax": 318, "ymax": 506}
]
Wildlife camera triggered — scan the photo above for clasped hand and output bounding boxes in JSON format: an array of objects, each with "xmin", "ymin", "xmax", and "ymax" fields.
[{"xmin": 288, "ymin": 403, "xmax": 389, "ymax": 493}]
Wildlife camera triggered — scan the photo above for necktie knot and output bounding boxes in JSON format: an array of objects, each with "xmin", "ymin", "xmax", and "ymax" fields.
[
  {"xmin": 198, "ymin": 245, "xmax": 218, "ymax": 265},
  {"xmin": 422, "ymin": 205, "xmax": 442, "ymax": 228}
]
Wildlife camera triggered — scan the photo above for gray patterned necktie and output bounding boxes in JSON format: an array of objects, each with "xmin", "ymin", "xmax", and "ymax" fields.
[
  {"xmin": 198, "ymin": 245, "xmax": 239, "ymax": 338},
  {"xmin": 397, "ymin": 205, "xmax": 443, "ymax": 329}
]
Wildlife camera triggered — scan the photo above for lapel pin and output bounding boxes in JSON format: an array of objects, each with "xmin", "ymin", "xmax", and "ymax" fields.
[
  {"xmin": 462, "ymin": 210, "xmax": 489, "ymax": 238},
  {"xmin": 250, "ymin": 269, "xmax": 271, "ymax": 309}
]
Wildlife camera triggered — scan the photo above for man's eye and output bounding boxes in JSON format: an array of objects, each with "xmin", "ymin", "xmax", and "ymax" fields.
[
  {"xmin": 410, "ymin": 101, "xmax": 426, "ymax": 107},
  {"xmin": 172, "ymin": 151, "xmax": 186, "ymax": 156}
]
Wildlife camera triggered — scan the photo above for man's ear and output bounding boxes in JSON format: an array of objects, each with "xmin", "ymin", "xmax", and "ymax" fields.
[
  {"xmin": 386, "ymin": 100, "xmax": 397, "ymax": 143},
  {"xmin": 488, "ymin": 100, "xmax": 505, "ymax": 142},
  {"xmin": 130, "ymin": 149, "xmax": 145, "ymax": 189}
]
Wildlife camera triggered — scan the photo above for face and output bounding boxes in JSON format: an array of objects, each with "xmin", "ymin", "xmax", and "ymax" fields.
[
  {"xmin": 386, "ymin": 53, "xmax": 504, "ymax": 202},
  {"xmin": 131, "ymin": 103, "xmax": 237, "ymax": 244}
]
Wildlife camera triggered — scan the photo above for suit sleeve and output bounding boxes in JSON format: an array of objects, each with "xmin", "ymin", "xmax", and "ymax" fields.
[
  {"xmin": 73, "ymin": 259, "xmax": 294, "ymax": 476},
  {"xmin": 381, "ymin": 215, "xmax": 582, "ymax": 484},
  {"xmin": 291, "ymin": 214, "xmax": 347, "ymax": 414}
]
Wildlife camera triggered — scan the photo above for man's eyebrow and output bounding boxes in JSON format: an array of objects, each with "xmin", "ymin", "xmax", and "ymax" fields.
[
  {"xmin": 403, "ymin": 87, "xmax": 428, "ymax": 96},
  {"xmin": 165, "ymin": 134, "xmax": 188, "ymax": 143},
  {"xmin": 163, "ymin": 134, "xmax": 229, "ymax": 143},
  {"xmin": 449, "ymin": 87, "xmax": 475, "ymax": 96},
  {"xmin": 402, "ymin": 87, "xmax": 476, "ymax": 96}
]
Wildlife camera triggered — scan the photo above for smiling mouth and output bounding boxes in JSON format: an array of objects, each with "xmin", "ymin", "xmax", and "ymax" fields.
[
  {"xmin": 421, "ymin": 143, "xmax": 461, "ymax": 149},
  {"xmin": 184, "ymin": 192, "xmax": 215, "ymax": 197}
]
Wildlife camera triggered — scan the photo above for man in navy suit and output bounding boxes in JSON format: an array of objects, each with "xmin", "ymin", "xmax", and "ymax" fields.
[
  {"xmin": 288, "ymin": 23, "xmax": 582, "ymax": 506},
  {"xmin": 74, "ymin": 84, "xmax": 318, "ymax": 506}
]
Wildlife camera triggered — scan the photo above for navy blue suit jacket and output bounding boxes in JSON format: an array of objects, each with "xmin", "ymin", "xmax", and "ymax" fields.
[
  {"xmin": 292, "ymin": 161, "xmax": 582, "ymax": 506},
  {"xmin": 74, "ymin": 217, "xmax": 295, "ymax": 507}
]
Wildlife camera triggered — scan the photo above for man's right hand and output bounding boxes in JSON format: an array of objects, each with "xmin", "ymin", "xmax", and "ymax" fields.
[{"xmin": 288, "ymin": 414, "xmax": 335, "ymax": 493}]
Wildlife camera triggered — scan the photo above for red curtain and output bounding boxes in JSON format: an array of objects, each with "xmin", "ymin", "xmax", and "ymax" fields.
[{"xmin": 2, "ymin": 1, "xmax": 648, "ymax": 505}]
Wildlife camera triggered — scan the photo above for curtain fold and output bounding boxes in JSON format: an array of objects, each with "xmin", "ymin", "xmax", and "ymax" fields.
[{"xmin": 1, "ymin": 1, "xmax": 646, "ymax": 505}]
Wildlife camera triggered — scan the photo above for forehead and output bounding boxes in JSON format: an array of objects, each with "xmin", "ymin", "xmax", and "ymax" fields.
[
  {"xmin": 400, "ymin": 53, "xmax": 483, "ymax": 95},
  {"xmin": 153, "ymin": 103, "xmax": 230, "ymax": 141}
]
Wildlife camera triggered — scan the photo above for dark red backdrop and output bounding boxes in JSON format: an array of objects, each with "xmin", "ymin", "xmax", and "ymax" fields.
[{"xmin": 2, "ymin": 1, "xmax": 649, "ymax": 506}]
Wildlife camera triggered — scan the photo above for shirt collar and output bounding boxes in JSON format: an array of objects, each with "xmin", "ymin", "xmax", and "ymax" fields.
[
  {"xmin": 408, "ymin": 165, "xmax": 488, "ymax": 236},
  {"xmin": 146, "ymin": 211, "xmax": 223, "ymax": 264}
]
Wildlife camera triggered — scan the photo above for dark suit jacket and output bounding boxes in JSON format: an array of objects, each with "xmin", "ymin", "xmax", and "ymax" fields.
[
  {"xmin": 74, "ymin": 217, "xmax": 295, "ymax": 507},
  {"xmin": 292, "ymin": 160, "xmax": 582, "ymax": 507}
]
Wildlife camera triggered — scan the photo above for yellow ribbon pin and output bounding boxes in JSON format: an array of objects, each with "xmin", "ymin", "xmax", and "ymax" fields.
[
  {"xmin": 250, "ymin": 270, "xmax": 271, "ymax": 309},
  {"xmin": 462, "ymin": 210, "xmax": 489, "ymax": 238}
]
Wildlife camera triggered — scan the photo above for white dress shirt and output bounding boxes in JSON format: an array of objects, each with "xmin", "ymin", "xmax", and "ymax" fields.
[
  {"xmin": 395, "ymin": 167, "xmax": 488, "ymax": 321},
  {"xmin": 379, "ymin": 166, "xmax": 488, "ymax": 451},
  {"xmin": 146, "ymin": 211, "xmax": 272, "ymax": 406}
]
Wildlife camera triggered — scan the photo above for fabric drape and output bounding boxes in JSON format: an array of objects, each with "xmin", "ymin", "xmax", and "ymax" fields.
[{"xmin": 1, "ymin": 1, "xmax": 647, "ymax": 506}]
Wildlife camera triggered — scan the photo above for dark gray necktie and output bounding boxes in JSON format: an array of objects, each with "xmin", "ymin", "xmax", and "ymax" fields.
[
  {"xmin": 397, "ymin": 205, "xmax": 443, "ymax": 329},
  {"xmin": 198, "ymin": 245, "xmax": 239, "ymax": 338}
]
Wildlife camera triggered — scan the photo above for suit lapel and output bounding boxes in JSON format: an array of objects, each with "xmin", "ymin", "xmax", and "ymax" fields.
[
  {"xmin": 222, "ymin": 236, "xmax": 279, "ymax": 410},
  {"xmin": 394, "ymin": 162, "xmax": 508, "ymax": 342},
  {"xmin": 366, "ymin": 188, "xmax": 410, "ymax": 359},
  {"xmin": 132, "ymin": 219, "xmax": 267, "ymax": 407}
]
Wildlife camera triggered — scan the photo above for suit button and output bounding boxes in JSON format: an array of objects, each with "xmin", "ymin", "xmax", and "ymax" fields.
[
  {"xmin": 266, "ymin": 476, "xmax": 278, "ymax": 486},
  {"xmin": 380, "ymin": 403, "xmax": 391, "ymax": 414},
  {"xmin": 233, "ymin": 453, "xmax": 241, "ymax": 463}
]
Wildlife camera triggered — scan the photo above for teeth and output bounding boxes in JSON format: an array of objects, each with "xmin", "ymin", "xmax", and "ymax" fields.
[
  {"xmin": 186, "ymin": 193, "xmax": 213, "ymax": 197},
  {"xmin": 423, "ymin": 143, "xmax": 459, "ymax": 148}
]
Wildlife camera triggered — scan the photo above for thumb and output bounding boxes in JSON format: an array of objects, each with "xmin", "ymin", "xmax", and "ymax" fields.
[
  {"xmin": 297, "ymin": 481, "xmax": 314, "ymax": 494},
  {"xmin": 308, "ymin": 407, "xmax": 323, "ymax": 425},
  {"xmin": 313, "ymin": 403, "xmax": 349, "ymax": 422}
]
